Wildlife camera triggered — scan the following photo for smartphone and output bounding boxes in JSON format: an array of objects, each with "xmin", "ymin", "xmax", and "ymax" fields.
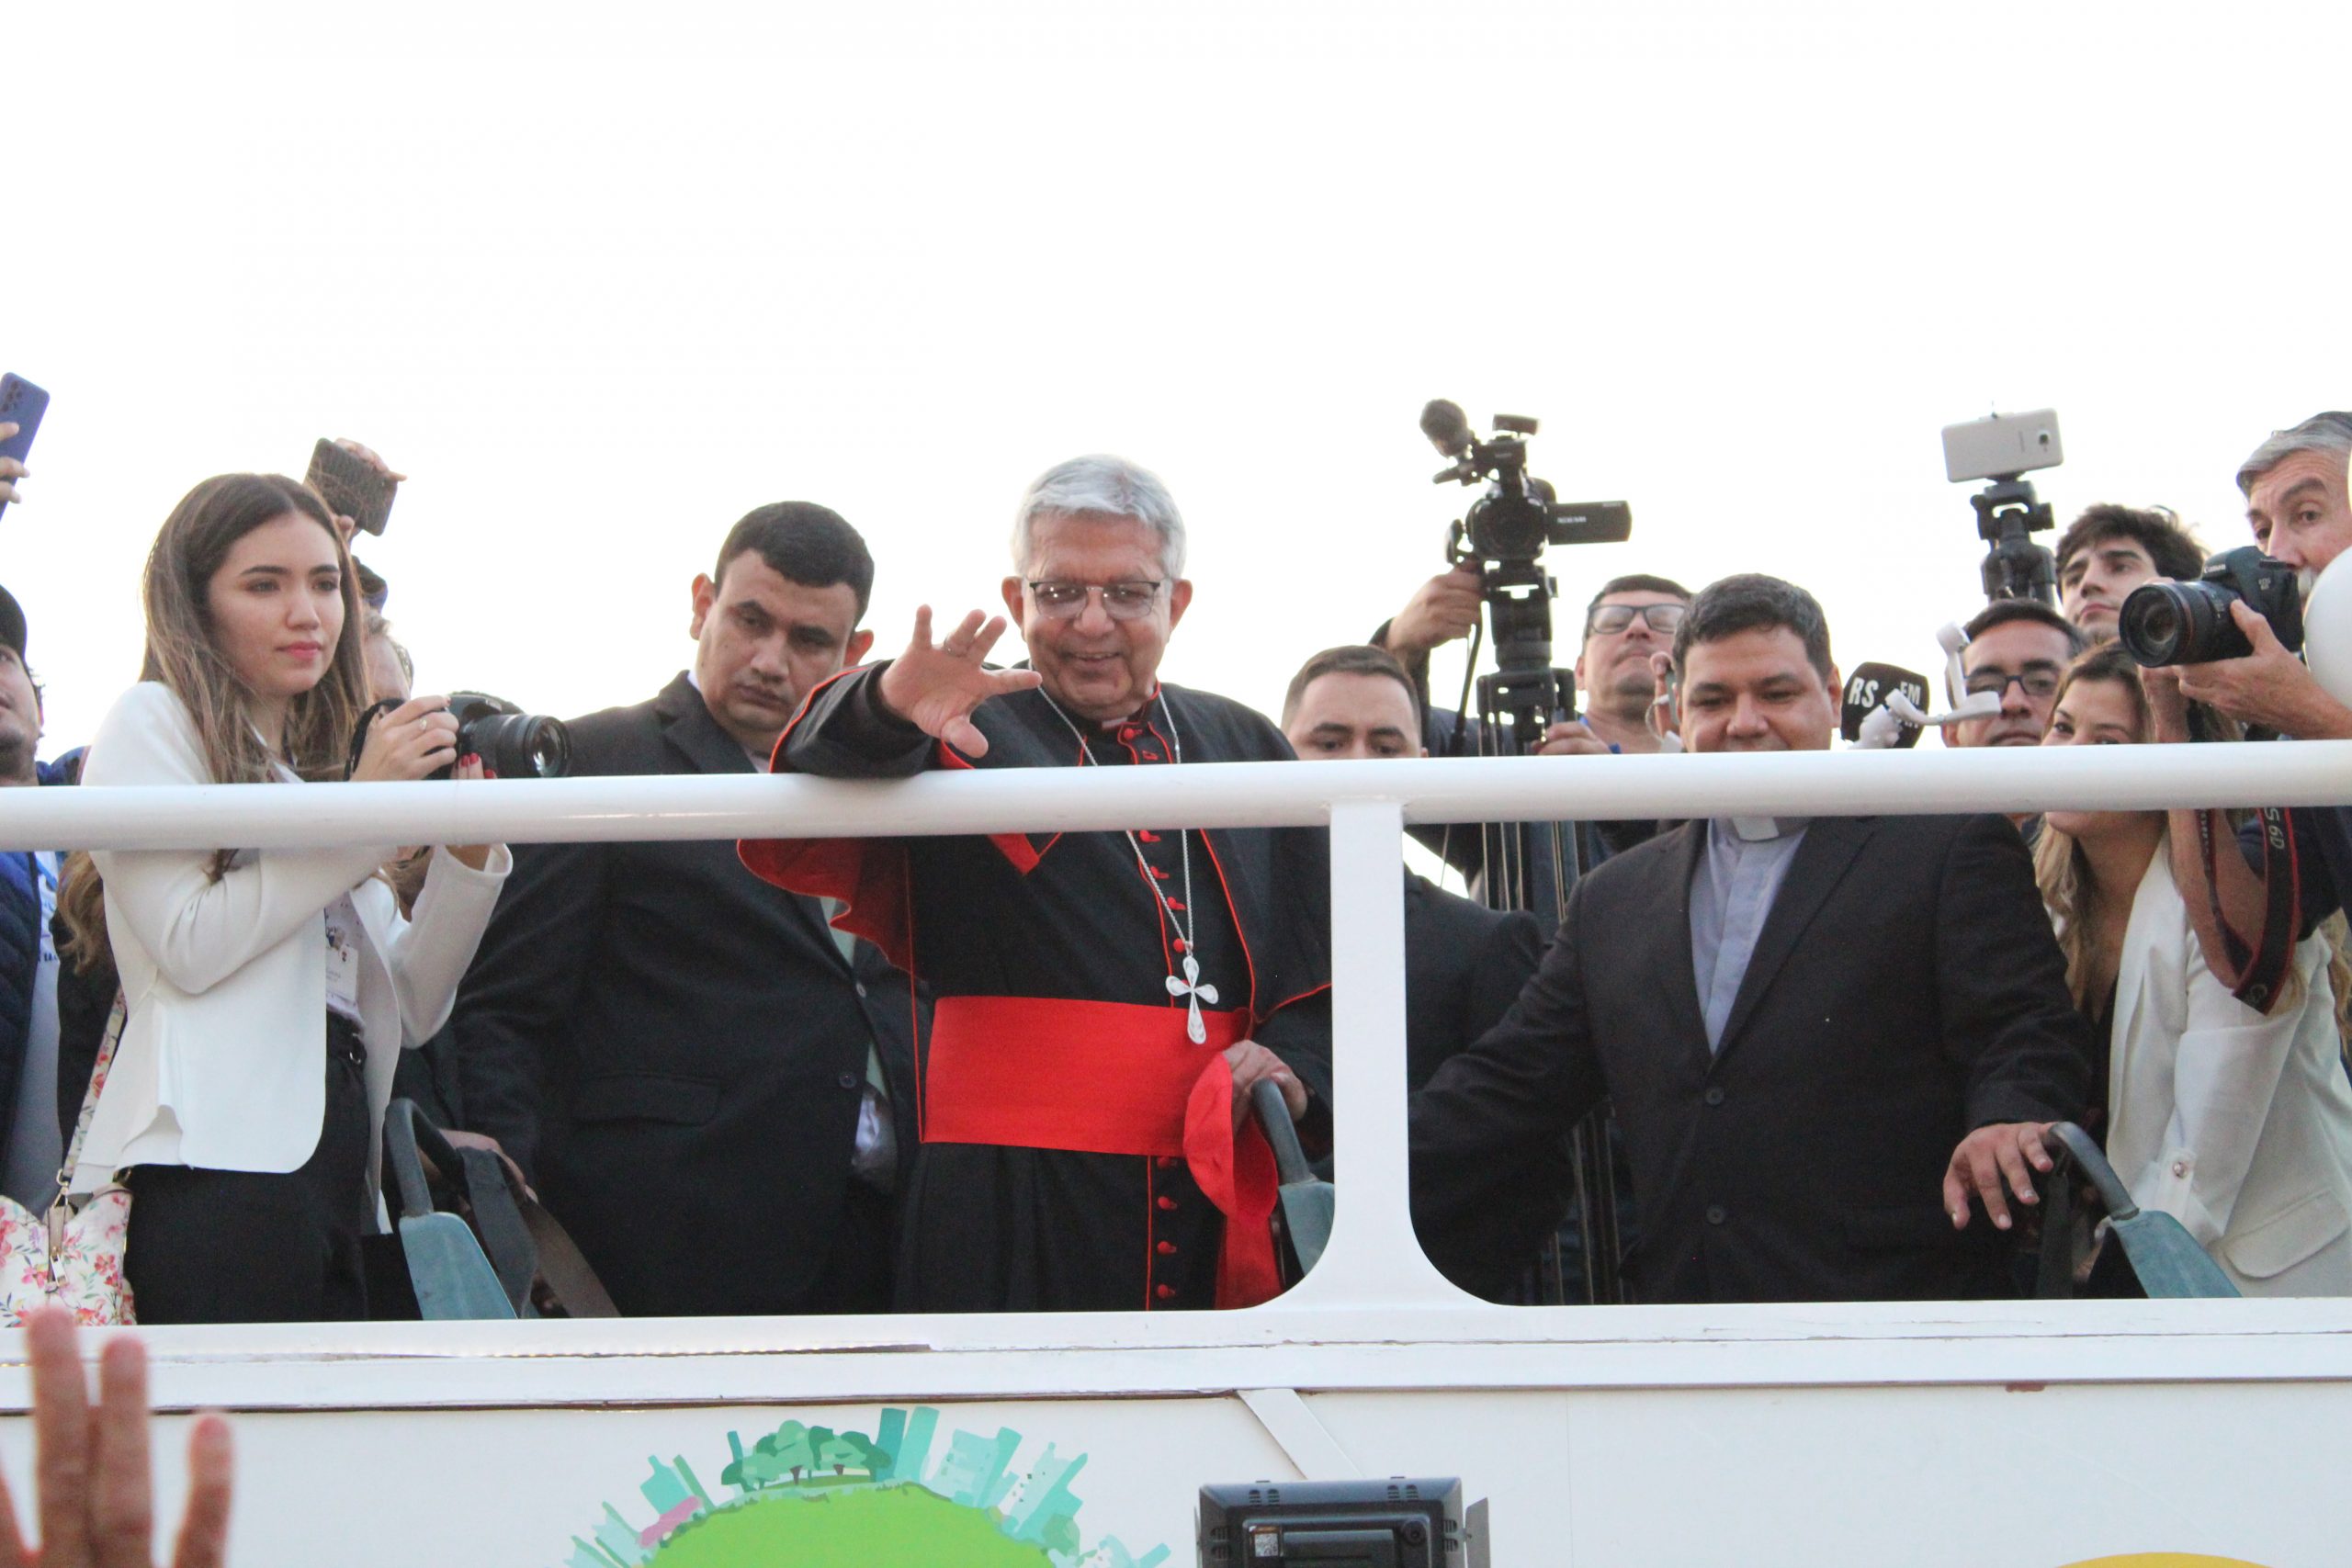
[
  {"xmin": 306, "ymin": 438, "xmax": 398, "ymax": 536},
  {"xmin": 1941, "ymin": 409, "xmax": 2063, "ymax": 484},
  {"xmin": 0, "ymin": 374, "xmax": 50, "ymax": 524}
]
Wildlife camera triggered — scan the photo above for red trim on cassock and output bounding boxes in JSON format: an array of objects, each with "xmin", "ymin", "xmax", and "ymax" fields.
[
  {"xmin": 737, "ymin": 836, "xmax": 917, "ymax": 975},
  {"xmin": 923, "ymin": 994, "xmax": 1281, "ymax": 1308}
]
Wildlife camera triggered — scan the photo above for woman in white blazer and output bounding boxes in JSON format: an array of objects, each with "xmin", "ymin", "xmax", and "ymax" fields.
[
  {"xmin": 2035, "ymin": 644, "xmax": 2352, "ymax": 1295},
  {"xmin": 57, "ymin": 473, "xmax": 509, "ymax": 1324}
]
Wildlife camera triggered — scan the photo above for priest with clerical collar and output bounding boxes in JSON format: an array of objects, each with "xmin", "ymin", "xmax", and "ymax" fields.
[{"xmin": 741, "ymin": 454, "xmax": 1331, "ymax": 1314}]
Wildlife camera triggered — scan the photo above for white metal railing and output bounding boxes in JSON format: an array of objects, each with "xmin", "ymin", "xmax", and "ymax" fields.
[
  {"xmin": 7, "ymin": 742, "xmax": 2352, "ymax": 852},
  {"xmin": 6, "ymin": 744, "xmax": 2352, "ymax": 1325}
]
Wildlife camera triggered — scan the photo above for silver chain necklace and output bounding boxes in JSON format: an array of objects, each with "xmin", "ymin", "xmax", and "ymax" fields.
[{"xmin": 1040, "ymin": 690, "xmax": 1219, "ymax": 1044}]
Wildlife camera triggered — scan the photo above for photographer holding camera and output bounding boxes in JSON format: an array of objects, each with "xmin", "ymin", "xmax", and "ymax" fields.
[
  {"xmin": 56, "ymin": 474, "xmax": 511, "ymax": 1324},
  {"xmin": 2131, "ymin": 416, "xmax": 2352, "ymax": 988}
]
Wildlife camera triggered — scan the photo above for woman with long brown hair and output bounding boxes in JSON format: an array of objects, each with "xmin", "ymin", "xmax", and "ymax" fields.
[
  {"xmin": 2034, "ymin": 643, "xmax": 2352, "ymax": 1295},
  {"xmin": 60, "ymin": 473, "xmax": 508, "ymax": 1323}
]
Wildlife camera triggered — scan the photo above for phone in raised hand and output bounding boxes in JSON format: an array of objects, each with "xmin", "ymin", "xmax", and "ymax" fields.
[
  {"xmin": 306, "ymin": 437, "xmax": 398, "ymax": 536},
  {"xmin": 0, "ymin": 374, "xmax": 50, "ymax": 523}
]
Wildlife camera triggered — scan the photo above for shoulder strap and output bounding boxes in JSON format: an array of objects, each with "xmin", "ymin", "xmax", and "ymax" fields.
[{"xmin": 56, "ymin": 990, "xmax": 128, "ymax": 1199}]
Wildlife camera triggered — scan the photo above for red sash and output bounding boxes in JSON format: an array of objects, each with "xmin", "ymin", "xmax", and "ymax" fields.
[{"xmin": 925, "ymin": 995, "xmax": 1282, "ymax": 1309}]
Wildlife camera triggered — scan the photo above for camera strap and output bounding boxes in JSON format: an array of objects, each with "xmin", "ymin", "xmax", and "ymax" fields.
[{"xmin": 2195, "ymin": 804, "xmax": 2299, "ymax": 1011}]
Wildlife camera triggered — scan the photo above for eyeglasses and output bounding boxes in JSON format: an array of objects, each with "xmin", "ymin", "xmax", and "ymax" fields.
[
  {"xmin": 1586, "ymin": 603, "xmax": 1688, "ymax": 637},
  {"xmin": 1024, "ymin": 581, "xmax": 1166, "ymax": 621},
  {"xmin": 1962, "ymin": 669, "xmax": 2062, "ymax": 701}
]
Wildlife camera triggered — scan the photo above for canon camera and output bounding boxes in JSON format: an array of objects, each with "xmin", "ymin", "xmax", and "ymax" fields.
[{"xmin": 2118, "ymin": 546, "xmax": 2303, "ymax": 668}]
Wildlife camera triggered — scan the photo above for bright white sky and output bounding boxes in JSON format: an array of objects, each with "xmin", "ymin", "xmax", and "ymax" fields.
[{"xmin": 7, "ymin": 2, "xmax": 2349, "ymax": 754}]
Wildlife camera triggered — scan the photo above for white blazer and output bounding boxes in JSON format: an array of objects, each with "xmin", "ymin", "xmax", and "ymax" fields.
[
  {"xmin": 2105, "ymin": 850, "xmax": 2352, "ymax": 1295},
  {"xmin": 72, "ymin": 682, "xmax": 508, "ymax": 1195}
]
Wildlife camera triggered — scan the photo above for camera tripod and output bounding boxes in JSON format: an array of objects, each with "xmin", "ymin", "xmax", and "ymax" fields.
[
  {"xmin": 1973, "ymin": 476, "xmax": 2058, "ymax": 604},
  {"xmin": 1451, "ymin": 555, "xmax": 1629, "ymax": 1308}
]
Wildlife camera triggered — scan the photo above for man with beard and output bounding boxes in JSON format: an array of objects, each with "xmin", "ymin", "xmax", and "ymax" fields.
[
  {"xmin": 1410, "ymin": 574, "xmax": 2090, "ymax": 1303},
  {"xmin": 741, "ymin": 454, "xmax": 1330, "ymax": 1314}
]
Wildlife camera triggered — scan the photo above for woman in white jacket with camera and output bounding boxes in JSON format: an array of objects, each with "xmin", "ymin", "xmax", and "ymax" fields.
[
  {"xmin": 59, "ymin": 472, "xmax": 508, "ymax": 1324},
  {"xmin": 2034, "ymin": 643, "xmax": 2352, "ymax": 1294}
]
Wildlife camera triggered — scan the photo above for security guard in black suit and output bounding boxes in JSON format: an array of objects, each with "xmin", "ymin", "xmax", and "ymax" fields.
[
  {"xmin": 448, "ymin": 504, "xmax": 922, "ymax": 1316},
  {"xmin": 1281, "ymin": 644, "xmax": 1559, "ymax": 1299}
]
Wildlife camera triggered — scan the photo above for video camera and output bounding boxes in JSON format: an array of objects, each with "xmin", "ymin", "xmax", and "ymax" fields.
[
  {"xmin": 1942, "ymin": 409, "xmax": 2062, "ymax": 604},
  {"xmin": 1419, "ymin": 400, "xmax": 1631, "ymax": 691},
  {"xmin": 1422, "ymin": 400, "xmax": 1632, "ymax": 567}
]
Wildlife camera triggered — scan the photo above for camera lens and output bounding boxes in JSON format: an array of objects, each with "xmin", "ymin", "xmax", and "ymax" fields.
[
  {"xmin": 461, "ymin": 711, "xmax": 572, "ymax": 780},
  {"xmin": 2117, "ymin": 580, "xmax": 2250, "ymax": 667},
  {"xmin": 2117, "ymin": 582, "xmax": 2189, "ymax": 665}
]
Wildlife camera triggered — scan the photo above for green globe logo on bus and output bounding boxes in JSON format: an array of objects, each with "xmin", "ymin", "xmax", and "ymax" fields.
[{"xmin": 554, "ymin": 1405, "xmax": 1169, "ymax": 1567}]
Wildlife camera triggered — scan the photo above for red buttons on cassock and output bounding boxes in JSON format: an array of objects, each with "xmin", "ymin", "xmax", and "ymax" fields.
[
  {"xmin": 1156, "ymin": 1195, "xmax": 1179, "ymax": 1212},
  {"xmin": 1155, "ymin": 1284, "xmax": 1177, "ymax": 1300},
  {"xmin": 1139, "ymin": 830, "xmax": 1161, "ymax": 842},
  {"xmin": 1150, "ymin": 865, "xmax": 1170, "ymax": 880},
  {"xmin": 1157, "ymin": 1240, "xmax": 1179, "ymax": 1255},
  {"xmin": 1119, "ymin": 727, "xmax": 1139, "ymax": 741}
]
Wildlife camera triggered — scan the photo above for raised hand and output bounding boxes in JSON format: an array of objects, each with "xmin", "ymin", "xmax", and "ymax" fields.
[
  {"xmin": 1383, "ymin": 567, "xmax": 1483, "ymax": 659},
  {"xmin": 0, "ymin": 1309, "xmax": 232, "ymax": 1568},
  {"xmin": 876, "ymin": 607, "xmax": 1044, "ymax": 758},
  {"xmin": 0, "ymin": 423, "xmax": 23, "ymax": 508}
]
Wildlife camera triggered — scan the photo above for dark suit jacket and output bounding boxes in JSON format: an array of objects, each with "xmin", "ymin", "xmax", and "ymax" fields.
[
  {"xmin": 448, "ymin": 673, "xmax": 923, "ymax": 1317},
  {"xmin": 1404, "ymin": 873, "xmax": 1544, "ymax": 1092},
  {"xmin": 1410, "ymin": 813, "xmax": 2090, "ymax": 1304},
  {"xmin": 1402, "ymin": 873, "xmax": 1566, "ymax": 1299}
]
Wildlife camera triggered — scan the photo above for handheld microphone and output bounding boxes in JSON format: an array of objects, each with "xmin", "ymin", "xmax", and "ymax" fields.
[
  {"xmin": 1419, "ymin": 399, "xmax": 1474, "ymax": 460},
  {"xmin": 1841, "ymin": 662, "xmax": 1932, "ymax": 747}
]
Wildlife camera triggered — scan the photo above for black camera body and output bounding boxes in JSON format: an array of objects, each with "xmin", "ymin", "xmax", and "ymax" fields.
[
  {"xmin": 348, "ymin": 691, "xmax": 572, "ymax": 782},
  {"xmin": 1427, "ymin": 409, "xmax": 1633, "ymax": 567},
  {"xmin": 2118, "ymin": 546, "xmax": 2303, "ymax": 668}
]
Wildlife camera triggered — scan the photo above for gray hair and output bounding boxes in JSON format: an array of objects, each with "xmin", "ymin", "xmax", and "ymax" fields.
[
  {"xmin": 2235, "ymin": 412, "xmax": 2352, "ymax": 497},
  {"xmin": 1009, "ymin": 455, "xmax": 1187, "ymax": 579}
]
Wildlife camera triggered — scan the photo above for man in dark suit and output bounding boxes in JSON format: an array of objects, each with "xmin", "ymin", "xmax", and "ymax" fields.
[
  {"xmin": 449, "ymin": 503, "xmax": 922, "ymax": 1317},
  {"xmin": 1410, "ymin": 574, "xmax": 2092, "ymax": 1304},
  {"xmin": 1280, "ymin": 644, "xmax": 1561, "ymax": 1298}
]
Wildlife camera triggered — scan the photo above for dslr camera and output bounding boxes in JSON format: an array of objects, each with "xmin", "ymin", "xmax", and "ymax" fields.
[
  {"xmin": 2118, "ymin": 547, "xmax": 2303, "ymax": 668},
  {"xmin": 349, "ymin": 691, "xmax": 572, "ymax": 781}
]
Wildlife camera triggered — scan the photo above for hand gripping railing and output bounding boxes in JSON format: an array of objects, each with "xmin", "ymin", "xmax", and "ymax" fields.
[{"xmin": 10, "ymin": 740, "xmax": 2352, "ymax": 1311}]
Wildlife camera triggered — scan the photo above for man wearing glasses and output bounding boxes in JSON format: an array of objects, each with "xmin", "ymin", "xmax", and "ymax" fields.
[
  {"xmin": 741, "ymin": 455, "xmax": 1330, "ymax": 1314},
  {"xmin": 1374, "ymin": 572, "xmax": 1692, "ymax": 928},
  {"xmin": 1949, "ymin": 600, "xmax": 2085, "ymax": 753}
]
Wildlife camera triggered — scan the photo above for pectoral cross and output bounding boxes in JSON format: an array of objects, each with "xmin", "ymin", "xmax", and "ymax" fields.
[{"xmin": 1166, "ymin": 952, "xmax": 1218, "ymax": 1044}]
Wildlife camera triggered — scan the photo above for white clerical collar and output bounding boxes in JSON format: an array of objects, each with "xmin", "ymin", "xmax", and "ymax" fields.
[
  {"xmin": 1721, "ymin": 815, "xmax": 1808, "ymax": 842},
  {"xmin": 1092, "ymin": 683, "xmax": 1166, "ymax": 732}
]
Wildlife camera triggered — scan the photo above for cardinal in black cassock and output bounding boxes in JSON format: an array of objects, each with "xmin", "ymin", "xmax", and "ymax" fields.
[{"xmin": 740, "ymin": 458, "xmax": 1331, "ymax": 1313}]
